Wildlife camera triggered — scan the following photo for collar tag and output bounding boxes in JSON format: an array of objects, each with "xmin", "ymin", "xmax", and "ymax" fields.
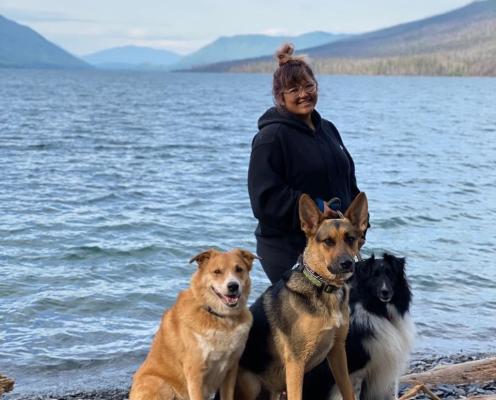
[{"xmin": 324, "ymin": 285, "xmax": 336, "ymax": 293}]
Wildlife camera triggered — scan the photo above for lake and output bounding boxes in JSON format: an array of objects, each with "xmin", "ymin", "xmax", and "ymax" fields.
[{"xmin": 0, "ymin": 69, "xmax": 495, "ymax": 394}]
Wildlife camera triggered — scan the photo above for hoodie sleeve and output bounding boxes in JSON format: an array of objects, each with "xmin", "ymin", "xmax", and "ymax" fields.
[
  {"xmin": 346, "ymin": 148, "xmax": 360, "ymax": 199},
  {"xmin": 328, "ymin": 121, "xmax": 360, "ymax": 199},
  {"xmin": 248, "ymin": 127, "xmax": 303, "ymax": 233}
]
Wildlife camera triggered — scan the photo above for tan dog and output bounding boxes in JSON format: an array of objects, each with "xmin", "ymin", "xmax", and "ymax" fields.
[
  {"xmin": 235, "ymin": 193, "xmax": 369, "ymax": 400},
  {"xmin": 130, "ymin": 248, "xmax": 256, "ymax": 400}
]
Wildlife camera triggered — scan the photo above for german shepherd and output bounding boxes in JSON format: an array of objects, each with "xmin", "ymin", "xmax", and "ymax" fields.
[
  {"xmin": 130, "ymin": 248, "xmax": 257, "ymax": 400},
  {"xmin": 303, "ymin": 253, "xmax": 415, "ymax": 400},
  {"xmin": 235, "ymin": 193, "xmax": 369, "ymax": 400}
]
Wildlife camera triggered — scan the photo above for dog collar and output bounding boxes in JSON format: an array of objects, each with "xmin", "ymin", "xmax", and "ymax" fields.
[
  {"xmin": 202, "ymin": 305, "xmax": 227, "ymax": 318},
  {"xmin": 301, "ymin": 263, "xmax": 340, "ymax": 293}
]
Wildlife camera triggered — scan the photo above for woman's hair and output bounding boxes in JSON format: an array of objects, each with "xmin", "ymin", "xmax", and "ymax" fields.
[{"xmin": 273, "ymin": 43, "xmax": 317, "ymax": 108}]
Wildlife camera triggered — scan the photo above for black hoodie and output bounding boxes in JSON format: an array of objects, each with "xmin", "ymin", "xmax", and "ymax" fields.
[{"xmin": 248, "ymin": 107, "xmax": 360, "ymax": 252}]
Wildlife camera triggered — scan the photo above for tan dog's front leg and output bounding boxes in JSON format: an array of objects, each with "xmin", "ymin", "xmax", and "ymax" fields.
[
  {"xmin": 327, "ymin": 325, "xmax": 355, "ymax": 400},
  {"xmin": 220, "ymin": 364, "xmax": 238, "ymax": 400},
  {"xmin": 285, "ymin": 358, "xmax": 305, "ymax": 400},
  {"xmin": 184, "ymin": 367, "xmax": 204, "ymax": 400}
]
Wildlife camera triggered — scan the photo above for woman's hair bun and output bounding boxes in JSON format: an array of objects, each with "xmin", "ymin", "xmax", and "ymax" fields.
[{"xmin": 276, "ymin": 43, "xmax": 295, "ymax": 66}]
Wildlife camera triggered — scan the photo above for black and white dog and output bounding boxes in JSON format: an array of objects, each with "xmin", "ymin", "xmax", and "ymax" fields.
[{"xmin": 303, "ymin": 253, "xmax": 415, "ymax": 400}]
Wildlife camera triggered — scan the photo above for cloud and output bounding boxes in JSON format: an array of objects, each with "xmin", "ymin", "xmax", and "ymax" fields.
[
  {"xmin": 2, "ymin": 8, "xmax": 94, "ymax": 23},
  {"xmin": 126, "ymin": 38, "xmax": 212, "ymax": 55},
  {"xmin": 124, "ymin": 28, "xmax": 192, "ymax": 41},
  {"xmin": 259, "ymin": 28, "xmax": 291, "ymax": 36}
]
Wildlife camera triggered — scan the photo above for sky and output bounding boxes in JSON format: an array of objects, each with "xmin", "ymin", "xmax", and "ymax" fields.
[{"xmin": 0, "ymin": 0, "xmax": 474, "ymax": 56}]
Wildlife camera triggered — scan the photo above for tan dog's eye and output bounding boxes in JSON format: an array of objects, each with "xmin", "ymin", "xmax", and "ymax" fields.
[
  {"xmin": 324, "ymin": 238, "xmax": 335, "ymax": 247},
  {"xmin": 235, "ymin": 265, "xmax": 243, "ymax": 273},
  {"xmin": 213, "ymin": 269, "xmax": 222, "ymax": 275}
]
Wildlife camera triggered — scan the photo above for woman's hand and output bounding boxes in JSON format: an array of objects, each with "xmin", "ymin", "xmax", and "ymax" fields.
[
  {"xmin": 322, "ymin": 202, "xmax": 340, "ymax": 219},
  {"xmin": 322, "ymin": 201, "xmax": 333, "ymax": 216}
]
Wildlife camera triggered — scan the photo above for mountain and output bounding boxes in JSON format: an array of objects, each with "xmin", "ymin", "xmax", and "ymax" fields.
[
  {"xmin": 82, "ymin": 45, "xmax": 181, "ymax": 69},
  {"xmin": 0, "ymin": 15, "xmax": 89, "ymax": 69},
  {"xmin": 191, "ymin": 1, "xmax": 496, "ymax": 76},
  {"xmin": 173, "ymin": 31, "xmax": 350, "ymax": 69}
]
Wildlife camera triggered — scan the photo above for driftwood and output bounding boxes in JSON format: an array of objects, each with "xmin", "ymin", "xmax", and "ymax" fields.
[
  {"xmin": 399, "ymin": 383, "xmax": 442, "ymax": 400},
  {"xmin": 0, "ymin": 374, "xmax": 15, "ymax": 396},
  {"xmin": 401, "ymin": 357, "xmax": 496, "ymax": 386}
]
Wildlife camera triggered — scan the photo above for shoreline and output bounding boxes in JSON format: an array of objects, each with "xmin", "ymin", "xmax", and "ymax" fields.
[{"xmin": 5, "ymin": 353, "xmax": 496, "ymax": 400}]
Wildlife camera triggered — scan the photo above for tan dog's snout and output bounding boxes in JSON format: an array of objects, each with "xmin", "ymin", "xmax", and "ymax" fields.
[
  {"xmin": 212, "ymin": 275, "xmax": 242, "ymax": 296},
  {"xmin": 210, "ymin": 276, "xmax": 243, "ymax": 308},
  {"xmin": 227, "ymin": 280, "xmax": 240, "ymax": 295}
]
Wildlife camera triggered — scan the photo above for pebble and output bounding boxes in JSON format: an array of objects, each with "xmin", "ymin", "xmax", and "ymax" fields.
[{"xmin": 6, "ymin": 353, "xmax": 496, "ymax": 399}]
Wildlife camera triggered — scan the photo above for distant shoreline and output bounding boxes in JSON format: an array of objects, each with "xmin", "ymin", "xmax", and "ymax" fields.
[
  {"xmin": 186, "ymin": 53, "xmax": 496, "ymax": 77},
  {"xmin": 2, "ymin": 66, "xmax": 496, "ymax": 78}
]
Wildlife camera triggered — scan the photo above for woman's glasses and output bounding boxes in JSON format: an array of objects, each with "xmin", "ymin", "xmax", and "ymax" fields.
[{"xmin": 283, "ymin": 83, "xmax": 317, "ymax": 97}]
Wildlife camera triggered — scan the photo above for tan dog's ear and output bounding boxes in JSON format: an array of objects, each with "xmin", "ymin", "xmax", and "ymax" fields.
[
  {"xmin": 189, "ymin": 249, "xmax": 216, "ymax": 268},
  {"xmin": 235, "ymin": 248, "xmax": 260, "ymax": 271},
  {"xmin": 344, "ymin": 192, "xmax": 369, "ymax": 239},
  {"xmin": 299, "ymin": 194, "xmax": 321, "ymax": 236}
]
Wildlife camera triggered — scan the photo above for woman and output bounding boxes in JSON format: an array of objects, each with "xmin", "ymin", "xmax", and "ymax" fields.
[{"xmin": 248, "ymin": 43, "xmax": 363, "ymax": 284}]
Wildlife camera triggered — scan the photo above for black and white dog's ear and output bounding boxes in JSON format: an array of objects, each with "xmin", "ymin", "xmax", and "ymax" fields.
[
  {"xmin": 356, "ymin": 253, "xmax": 375, "ymax": 277},
  {"xmin": 383, "ymin": 253, "xmax": 406, "ymax": 274}
]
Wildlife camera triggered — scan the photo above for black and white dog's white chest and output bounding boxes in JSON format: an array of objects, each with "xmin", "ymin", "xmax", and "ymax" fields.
[
  {"xmin": 335, "ymin": 303, "xmax": 415, "ymax": 400},
  {"xmin": 353, "ymin": 303, "xmax": 415, "ymax": 366}
]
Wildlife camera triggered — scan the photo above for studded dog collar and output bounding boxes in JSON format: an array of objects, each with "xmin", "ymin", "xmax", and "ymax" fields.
[{"xmin": 296, "ymin": 259, "xmax": 341, "ymax": 293}]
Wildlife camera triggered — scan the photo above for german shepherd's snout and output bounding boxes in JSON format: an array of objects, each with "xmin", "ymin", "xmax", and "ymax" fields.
[{"xmin": 330, "ymin": 256, "xmax": 355, "ymax": 274}]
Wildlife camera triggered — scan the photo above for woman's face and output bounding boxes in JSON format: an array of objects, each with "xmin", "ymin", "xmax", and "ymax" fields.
[{"xmin": 282, "ymin": 80, "xmax": 318, "ymax": 119}]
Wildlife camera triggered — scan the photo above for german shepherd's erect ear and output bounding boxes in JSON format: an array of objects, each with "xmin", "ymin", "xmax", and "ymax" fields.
[
  {"xmin": 299, "ymin": 194, "xmax": 322, "ymax": 236},
  {"xmin": 344, "ymin": 192, "xmax": 369, "ymax": 240},
  {"xmin": 235, "ymin": 248, "xmax": 260, "ymax": 271},
  {"xmin": 189, "ymin": 249, "xmax": 217, "ymax": 268}
]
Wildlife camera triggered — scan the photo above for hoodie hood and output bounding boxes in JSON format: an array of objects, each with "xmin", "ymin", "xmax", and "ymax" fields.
[{"xmin": 258, "ymin": 107, "xmax": 322, "ymax": 134}]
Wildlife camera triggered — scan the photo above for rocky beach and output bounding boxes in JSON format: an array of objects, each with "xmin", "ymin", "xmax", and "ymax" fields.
[{"xmin": 4, "ymin": 353, "xmax": 495, "ymax": 400}]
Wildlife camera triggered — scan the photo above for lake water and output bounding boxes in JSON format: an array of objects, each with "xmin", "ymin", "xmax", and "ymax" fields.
[{"xmin": 1, "ymin": 70, "xmax": 495, "ymax": 395}]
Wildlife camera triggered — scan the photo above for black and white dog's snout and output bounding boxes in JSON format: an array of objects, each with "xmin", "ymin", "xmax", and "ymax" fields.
[
  {"xmin": 378, "ymin": 281, "xmax": 393, "ymax": 302},
  {"xmin": 227, "ymin": 281, "xmax": 240, "ymax": 294}
]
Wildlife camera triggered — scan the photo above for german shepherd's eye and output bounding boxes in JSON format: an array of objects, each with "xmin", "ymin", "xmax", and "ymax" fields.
[
  {"xmin": 213, "ymin": 269, "xmax": 222, "ymax": 275},
  {"xmin": 345, "ymin": 235, "xmax": 356, "ymax": 245},
  {"xmin": 235, "ymin": 265, "xmax": 243, "ymax": 273},
  {"xmin": 323, "ymin": 238, "xmax": 335, "ymax": 247}
]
